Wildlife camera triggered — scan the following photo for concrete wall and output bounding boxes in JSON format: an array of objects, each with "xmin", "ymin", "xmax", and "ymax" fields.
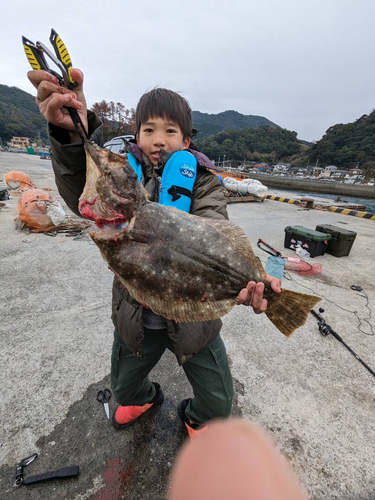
[{"xmin": 245, "ymin": 174, "xmax": 375, "ymax": 199}]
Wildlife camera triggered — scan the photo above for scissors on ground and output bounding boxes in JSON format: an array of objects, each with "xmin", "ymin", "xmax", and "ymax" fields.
[{"xmin": 97, "ymin": 388, "xmax": 112, "ymax": 420}]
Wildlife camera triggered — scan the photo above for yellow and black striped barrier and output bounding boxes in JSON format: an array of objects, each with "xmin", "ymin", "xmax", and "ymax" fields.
[
  {"xmin": 328, "ymin": 206, "xmax": 375, "ymax": 220},
  {"xmin": 265, "ymin": 194, "xmax": 300, "ymax": 205},
  {"xmin": 264, "ymin": 194, "xmax": 375, "ymax": 220}
]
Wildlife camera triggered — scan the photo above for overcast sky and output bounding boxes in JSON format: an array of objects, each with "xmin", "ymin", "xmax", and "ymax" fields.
[{"xmin": 2, "ymin": 0, "xmax": 375, "ymax": 142}]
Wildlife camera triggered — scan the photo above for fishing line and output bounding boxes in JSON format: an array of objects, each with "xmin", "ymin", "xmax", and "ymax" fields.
[{"xmin": 283, "ymin": 272, "xmax": 374, "ymax": 336}]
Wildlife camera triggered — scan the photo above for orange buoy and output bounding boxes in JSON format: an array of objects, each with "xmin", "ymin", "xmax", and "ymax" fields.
[
  {"xmin": 17, "ymin": 189, "xmax": 56, "ymax": 229},
  {"xmin": 5, "ymin": 170, "xmax": 36, "ymax": 191}
]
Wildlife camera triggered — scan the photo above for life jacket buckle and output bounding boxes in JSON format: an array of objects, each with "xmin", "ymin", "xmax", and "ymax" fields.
[{"xmin": 168, "ymin": 185, "xmax": 181, "ymax": 202}]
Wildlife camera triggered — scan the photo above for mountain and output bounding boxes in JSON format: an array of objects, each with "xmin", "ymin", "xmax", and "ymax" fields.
[
  {"xmin": 0, "ymin": 84, "xmax": 48, "ymax": 142},
  {"xmin": 192, "ymin": 110, "xmax": 279, "ymax": 139},
  {"xmin": 308, "ymin": 110, "xmax": 375, "ymax": 177},
  {"xmin": 3, "ymin": 84, "xmax": 373, "ymax": 178},
  {"xmin": 194, "ymin": 108, "xmax": 375, "ymax": 178},
  {"xmin": 195, "ymin": 125, "xmax": 307, "ymax": 165}
]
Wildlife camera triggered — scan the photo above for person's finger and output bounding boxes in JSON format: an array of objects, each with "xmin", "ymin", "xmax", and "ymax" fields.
[
  {"xmin": 27, "ymin": 69, "xmax": 59, "ymax": 90},
  {"xmin": 236, "ymin": 288, "xmax": 248, "ymax": 305},
  {"xmin": 245, "ymin": 281, "xmax": 256, "ymax": 293},
  {"xmin": 35, "ymin": 80, "xmax": 63, "ymax": 103},
  {"xmin": 251, "ymin": 282, "xmax": 265, "ymax": 310},
  {"xmin": 265, "ymin": 274, "xmax": 282, "ymax": 291},
  {"xmin": 237, "ymin": 281, "xmax": 256, "ymax": 305},
  {"xmin": 168, "ymin": 419, "xmax": 309, "ymax": 500},
  {"xmin": 67, "ymin": 68, "xmax": 87, "ymax": 115},
  {"xmin": 254, "ymin": 298, "xmax": 268, "ymax": 314},
  {"xmin": 41, "ymin": 93, "xmax": 82, "ymax": 128},
  {"xmin": 271, "ymin": 279, "xmax": 282, "ymax": 293},
  {"xmin": 70, "ymin": 68, "xmax": 84, "ymax": 89}
]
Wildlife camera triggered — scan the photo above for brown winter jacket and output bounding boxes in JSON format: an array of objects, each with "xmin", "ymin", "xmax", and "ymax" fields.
[{"xmin": 48, "ymin": 112, "xmax": 228, "ymax": 364}]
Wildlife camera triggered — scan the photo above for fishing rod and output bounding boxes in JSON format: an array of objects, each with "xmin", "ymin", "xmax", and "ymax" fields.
[
  {"xmin": 257, "ymin": 239, "xmax": 283, "ymax": 257},
  {"xmin": 311, "ymin": 308, "xmax": 375, "ymax": 379}
]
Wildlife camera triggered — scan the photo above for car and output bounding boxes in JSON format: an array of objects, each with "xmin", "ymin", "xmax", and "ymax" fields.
[{"xmin": 103, "ymin": 135, "xmax": 135, "ymax": 155}]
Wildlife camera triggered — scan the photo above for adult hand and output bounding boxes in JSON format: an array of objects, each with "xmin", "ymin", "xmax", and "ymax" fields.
[
  {"xmin": 237, "ymin": 274, "xmax": 282, "ymax": 314},
  {"xmin": 27, "ymin": 68, "xmax": 88, "ymax": 143}
]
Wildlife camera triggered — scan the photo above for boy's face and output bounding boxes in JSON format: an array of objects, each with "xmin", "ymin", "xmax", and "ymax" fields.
[{"xmin": 137, "ymin": 117, "xmax": 191, "ymax": 166}]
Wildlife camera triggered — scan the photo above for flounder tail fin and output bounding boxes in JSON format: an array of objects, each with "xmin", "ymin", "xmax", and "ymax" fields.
[{"xmin": 265, "ymin": 289, "xmax": 321, "ymax": 337}]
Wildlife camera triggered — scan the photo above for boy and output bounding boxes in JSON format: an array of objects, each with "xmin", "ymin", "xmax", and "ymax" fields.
[{"xmin": 28, "ymin": 68, "xmax": 281, "ymax": 438}]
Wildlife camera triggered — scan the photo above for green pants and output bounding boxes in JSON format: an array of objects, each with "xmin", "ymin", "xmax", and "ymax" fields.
[{"xmin": 111, "ymin": 328, "xmax": 234, "ymax": 426}]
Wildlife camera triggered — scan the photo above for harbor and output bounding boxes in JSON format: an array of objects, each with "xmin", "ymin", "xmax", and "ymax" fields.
[
  {"xmin": 223, "ymin": 177, "xmax": 375, "ymax": 217},
  {"xmin": 264, "ymin": 189, "xmax": 375, "ymax": 219},
  {"xmin": 1, "ymin": 152, "xmax": 375, "ymax": 500},
  {"xmin": 265, "ymin": 188, "xmax": 375, "ymax": 214},
  {"xmin": 241, "ymin": 172, "xmax": 375, "ymax": 200}
]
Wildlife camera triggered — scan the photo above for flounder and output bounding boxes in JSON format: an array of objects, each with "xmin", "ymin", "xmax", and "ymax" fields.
[{"xmin": 79, "ymin": 141, "xmax": 320, "ymax": 336}]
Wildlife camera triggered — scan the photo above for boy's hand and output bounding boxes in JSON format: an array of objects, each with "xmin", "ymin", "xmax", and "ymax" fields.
[
  {"xmin": 27, "ymin": 67, "xmax": 88, "ymax": 143},
  {"xmin": 237, "ymin": 274, "xmax": 281, "ymax": 314}
]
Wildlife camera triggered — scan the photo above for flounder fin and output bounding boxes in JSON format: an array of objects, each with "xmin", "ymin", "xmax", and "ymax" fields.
[
  {"xmin": 266, "ymin": 289, "xmax": 321, "ymax": 337},
  {"xmin": 124, "ymin": 280, "xmax": 237, "ymax": 322},
  {"xmin": 203, "ymin": 219, "xmax": 268, "ymax": 280},
  {"xmin": 140, "ymin": 183, "xmax": 150, "ymax": 200}
]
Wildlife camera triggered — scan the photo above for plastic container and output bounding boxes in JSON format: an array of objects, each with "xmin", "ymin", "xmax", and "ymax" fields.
[
  {"xmin": 315, "ymin": 224, "xmax": 357, "ymax": 257},
  {"xmin": 296, "ymin": 245, "xmax": 310, "ymax": 260},
  {"xmin": 284, "ymin": 225, "xmax": 332, "ymax": 258}
]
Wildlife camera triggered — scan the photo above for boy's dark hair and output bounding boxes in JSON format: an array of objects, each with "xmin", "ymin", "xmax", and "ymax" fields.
[{"xmin": 136, "ymin": 88, "xmax": 192, "ymax": 140}]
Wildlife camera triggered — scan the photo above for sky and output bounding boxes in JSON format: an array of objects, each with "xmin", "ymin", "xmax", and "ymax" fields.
[{"xmin": 2, "ymin": 0, "xmax": 375, "ymax": 142}]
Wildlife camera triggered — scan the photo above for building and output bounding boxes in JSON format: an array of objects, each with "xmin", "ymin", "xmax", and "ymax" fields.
[
  {"xmin": 273, "ymin": 163, "xmax": 290, "ymax": 173},
  {"xmin": 331, "ymin": 170, "xmax": 349, "ymax": 179},
  {"xmin": 345, "ymin": 168, "xmax": 365, "ymax": 182},
  {"xmin": 349, "ymin": 168, "xmax": 364, "ymax": 177},
  {"xmin": 9, "ymin": 137, "xmax": 30, "ymax": 149},
  {"xmin": 253, "ymin": 163, "xmax": 267, "ymax": 171},
  {"xmin": 306, "ymin": 166, "xmax": 323, "ymax": 179},
  {"xmin": 324, "ymin": 165, "xmax": 337, "ymax": 173}
]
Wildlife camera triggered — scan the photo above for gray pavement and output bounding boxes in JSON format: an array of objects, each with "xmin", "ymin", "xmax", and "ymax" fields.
[{"xmin": 1, "ymin": 152, "xmax": 374, "ymax": 499}]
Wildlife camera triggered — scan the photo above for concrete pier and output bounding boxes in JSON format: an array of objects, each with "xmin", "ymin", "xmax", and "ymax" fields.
[{"xmin": 1, "ymin": 152, "xmax": 374, "ymax": 500}]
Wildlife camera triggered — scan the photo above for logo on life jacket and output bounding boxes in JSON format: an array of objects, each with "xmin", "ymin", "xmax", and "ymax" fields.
[{"xmin": 180, "ymin": 164, "xmax": 195, "ymax": 178}]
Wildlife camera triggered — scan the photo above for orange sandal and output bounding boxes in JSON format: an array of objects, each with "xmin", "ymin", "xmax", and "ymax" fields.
[
  {"xmin": 178, "ymin": 398, "xmax": 208, "ymax": 439},
  {"xmin": 112, "ymin": 382, "xmax": 164, "ymax": 430}
]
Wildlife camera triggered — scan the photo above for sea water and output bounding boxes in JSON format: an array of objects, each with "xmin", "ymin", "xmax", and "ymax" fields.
[{"xmin": 269, "ymin": 188, "xmax": 375, "ymax": 214}]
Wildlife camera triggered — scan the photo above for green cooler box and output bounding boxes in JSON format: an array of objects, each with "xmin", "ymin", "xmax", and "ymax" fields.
[
  {"xmin": 315, "ymin": 224, "xmax": 357, "ymax": 257},
  {"xmin": 284, "ymin": 225, "xmax": 332, "ymax": 257}
]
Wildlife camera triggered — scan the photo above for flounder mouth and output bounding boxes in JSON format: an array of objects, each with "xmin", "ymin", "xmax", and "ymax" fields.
[
  {"xmin": 79, "ymin": 196, "xmax": 129, "ymax": 233},
  {"xmin": 95, "ymin": 218, "xmax": 129, "ymax": 231}
]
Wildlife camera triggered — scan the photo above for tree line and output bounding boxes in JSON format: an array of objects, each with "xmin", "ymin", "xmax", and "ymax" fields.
[
  {"xmin": 0, "ymin": 85, "xmax": 136, "ymax": 145},
  {"xmin": 308, "ymin": 111, "xmax": 375, "ymax": 177},
  {"xmin": 0, "ymin": 84, "xmax": 48, "ymax": 142},
  {"xmin": 194, "ymin": 126, "xmax": 306, "ymax": 165},
  {"xmin": 191, "ymin": 110, "xmax": 278, "ymax": 139},
  {"xmin": 1, "ymin": 83, "xmax": 374, "ymax": 178},
  {"xmin": 91, "ymin": 100, "xmax": 136, "ymax": 141}
]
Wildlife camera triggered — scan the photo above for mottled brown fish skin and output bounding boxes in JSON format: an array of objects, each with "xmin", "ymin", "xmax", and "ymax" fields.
[
  {"xmin": 91, "ymin": 202, "xmax": 263, "ymax": 303},
  {"xmin": 80, "ymin": 140, "xmax": 321, "ymax": 335}
]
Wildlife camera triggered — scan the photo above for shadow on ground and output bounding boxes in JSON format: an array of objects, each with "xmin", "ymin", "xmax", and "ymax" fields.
[{"xmin": 1, "ymin": 369, "xmax": 242, "ymax": 500}]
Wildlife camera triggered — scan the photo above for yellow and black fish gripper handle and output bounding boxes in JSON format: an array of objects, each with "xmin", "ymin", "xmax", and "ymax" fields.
[
  {"xmin": 22, "ymin": 36, "xmax": 48, "ymax": 72},
  {"xmin": 49, "ymin": 29, "xmax": 78, "ymax": 90},
  {"xmin": 22, "ymin": 35, "xmax": 64, "ymax": 85}
]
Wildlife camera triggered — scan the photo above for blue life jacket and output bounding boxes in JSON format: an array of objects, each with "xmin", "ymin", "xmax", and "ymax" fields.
[{"xmin": 127, "ymin": 151, "xmax": 197, "ymax": 213}]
